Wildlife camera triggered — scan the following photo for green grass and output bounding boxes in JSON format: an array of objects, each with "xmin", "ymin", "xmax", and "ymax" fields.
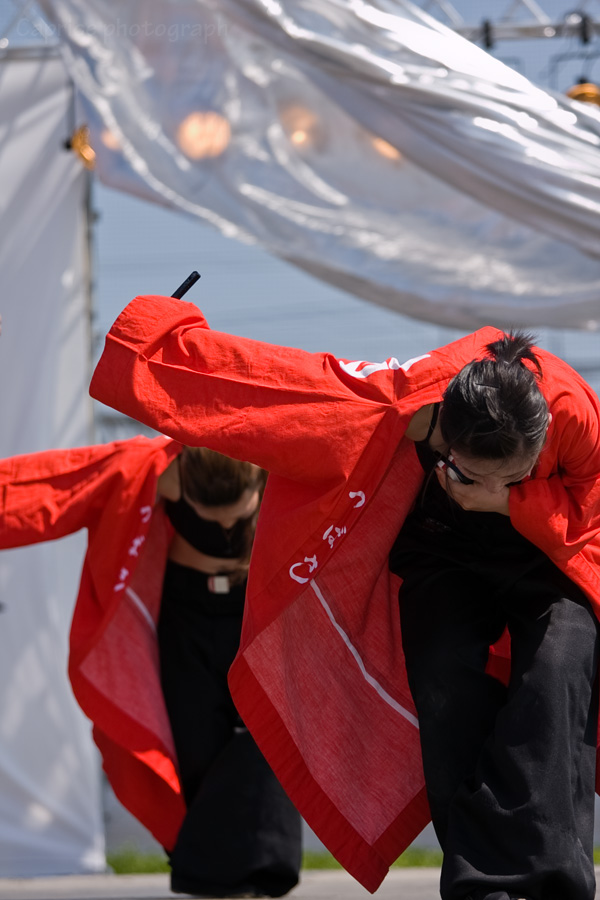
[
  {"xmin": 301, "ymin": 850, "xmax": 343, "ymax": 870},
  {"xmin": 109, "ymin": 845, "xmax": 600, "ymax": 875},
  {"xmin": 107, "ymin": 846, "xmax": 444, "ymax": 874},
  {"xmin": 392, "ymin": 848, "xmax": 444, "ymax": 867},
  {"xmin": 107, "ymin": 847, "xmax": 171, "ymax": 874},
  {"xmin": 303, "ymin": 847, "xmax": 444, "ymax": 869}
]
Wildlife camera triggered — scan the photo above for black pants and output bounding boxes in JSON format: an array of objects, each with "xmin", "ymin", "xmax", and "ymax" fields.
[
  {"xmin": 158, "ymin": 561, "xmax": 302, "ymax": 898},
  {"xmin": 398, "ymin": 557, "xmax": 599, "ymax": 900}
]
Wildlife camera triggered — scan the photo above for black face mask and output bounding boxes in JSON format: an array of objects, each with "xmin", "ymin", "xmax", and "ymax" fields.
[{"xmin": 164, "ymin": 494, "xmax": 249, "ymax": 558}]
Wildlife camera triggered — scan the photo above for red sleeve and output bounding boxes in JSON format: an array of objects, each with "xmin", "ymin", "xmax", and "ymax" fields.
[
  {"xmin": 0, "ymin": 439, "xmax": 168, "ymax": 549},
  {"xmin": 90, "ymin": 295, "xmax": 402, "ymax": 484},
  {"xmin": 510, "ymin": 381, "xmax": 600, "ymax": 561}
]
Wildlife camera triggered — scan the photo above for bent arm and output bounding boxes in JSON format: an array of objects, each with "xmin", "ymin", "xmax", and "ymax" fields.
[
  {"xmin": 90, "ymin": 295, "xmax": 399, "ymax": 485},
  {"xmin": 510, "ymin": 392, "xmax": 600, "ymax": 561}
]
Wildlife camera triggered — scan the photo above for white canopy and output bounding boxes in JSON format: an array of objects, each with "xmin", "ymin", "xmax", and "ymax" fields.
[{"xmin": 40, "ymin": 0, "xmax": 600, "ymax": 328}]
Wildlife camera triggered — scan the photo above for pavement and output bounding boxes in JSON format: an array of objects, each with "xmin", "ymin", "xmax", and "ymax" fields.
[
  {"xmin": 0, "ymin": 869, "xmax": 442, "ymax": 900},
  {"xmin": 4, "ymin": 868, "xmax": 600, "ymax": 900}
]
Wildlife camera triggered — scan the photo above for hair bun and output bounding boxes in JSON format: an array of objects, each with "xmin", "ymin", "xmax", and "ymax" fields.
[{"xmin": 487, "ymin": 330, "xmax": 542, "ymax": 377}]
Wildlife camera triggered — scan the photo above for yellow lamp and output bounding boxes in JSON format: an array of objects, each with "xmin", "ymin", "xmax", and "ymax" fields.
[
  {"xmin": 68, "ymin": 125, "xmax": 96, "ymax": 170},
  {"xmin": 101, "ymin": 129, "xmax": 121, "ymax": 151},
  {"xmin": 371, "ymin": 136, "xmax": 402, "ymax": 161},
  {"xmin": 176, "ymin": 111, "xmax": 231, "ymax": 160},
  {"xmin": 566, "ymin": 82, "xmax": 600, "ymax": 106},
  {"xmin": 280, "ymin": 104, "xmax": 323, "ymax": 150}
]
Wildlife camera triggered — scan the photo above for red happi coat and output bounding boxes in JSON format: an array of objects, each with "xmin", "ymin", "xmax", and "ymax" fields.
[
  {"xmin": 90, "ymin": 295, "xmax": 600, "ymax": 892},
  {"xmin": 0, "ymin": 436, "xmax": 188, "ymax": 848}
]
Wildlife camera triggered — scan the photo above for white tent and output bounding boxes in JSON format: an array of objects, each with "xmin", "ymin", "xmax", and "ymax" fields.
[{"xmin": 0, "ymin": 48, "xmax": 104, "ymax": 876}]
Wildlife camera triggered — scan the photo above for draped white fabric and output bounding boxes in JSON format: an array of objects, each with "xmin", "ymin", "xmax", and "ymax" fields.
[
  {"xmin": 40, "ymin": 0, "xmax": 600, "ymax": 329},
  {"xmin": 0, "ymin": 51, "xmax": 104, "ymax": 876}
]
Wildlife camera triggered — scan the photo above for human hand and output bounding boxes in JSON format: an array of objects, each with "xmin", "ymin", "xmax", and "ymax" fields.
[{"xmin": 435, "ymin": 466, "xmax": 510, "ymax": 515}]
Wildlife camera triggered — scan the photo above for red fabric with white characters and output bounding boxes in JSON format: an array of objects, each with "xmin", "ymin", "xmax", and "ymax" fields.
[
  {"xmin": 88, "ymin": 295, "xmax": 600, "ymax": 889},
  {"xmin": 0, "ymin": 436, "xmax": 186, "ymax": 849}
]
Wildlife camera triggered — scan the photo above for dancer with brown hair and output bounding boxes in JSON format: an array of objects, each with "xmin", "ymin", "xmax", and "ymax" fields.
[
  {"xmin": 0, "ymin": 439, "xmax": 301, "ymax": 898},
  {"xmin": 157, "ymin": 446, "xmax": 301, "ymax": 897}
]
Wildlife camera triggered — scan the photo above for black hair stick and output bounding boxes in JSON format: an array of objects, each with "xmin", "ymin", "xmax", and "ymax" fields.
[{"xmin": 171, "ymin": 271, "xmax": 201, "ymax": 299}]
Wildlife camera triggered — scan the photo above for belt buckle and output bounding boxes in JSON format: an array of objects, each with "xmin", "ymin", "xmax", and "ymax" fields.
[{"xmin": 208, "ymin": 575, "xmax": 230, "ymax": 594}]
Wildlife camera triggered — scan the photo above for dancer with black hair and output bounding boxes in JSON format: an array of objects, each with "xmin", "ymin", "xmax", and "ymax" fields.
[
  {"xmin": 391, "ymin": 332, "xmax": 598, "ymax": 900},
  {"xmin": 90, "ymin": 294, "xmax": 600, "ymax": 900}
]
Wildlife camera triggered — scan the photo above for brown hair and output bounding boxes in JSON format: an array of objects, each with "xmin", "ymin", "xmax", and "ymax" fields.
[
  {"xmin": 181, "ymin": 447, "xmax": 265, "ymax": 506},
  {"xmin": 180, "ymin": 447, "xmax": 267, "ymax": 582}
]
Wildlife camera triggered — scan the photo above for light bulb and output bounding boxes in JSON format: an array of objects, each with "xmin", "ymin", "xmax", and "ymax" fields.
[
  {"xmin": 101, "ymin": 129, "xmax": 121, "ymax": 151},
  {"xmin": 371, "ymin": 136, "xmax": 402, "ymax": 161},
  {"xmin": 176, "ymin": 111, "xmax": 231, "ymax": 159}
]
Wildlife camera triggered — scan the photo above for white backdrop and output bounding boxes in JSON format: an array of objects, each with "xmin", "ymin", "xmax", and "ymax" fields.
[{"xmin": 0, "ymin": 49, "xmax": 104, "ymax": 876}]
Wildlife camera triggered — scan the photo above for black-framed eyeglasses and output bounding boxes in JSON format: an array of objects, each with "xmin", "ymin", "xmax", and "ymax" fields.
[{"xmin": 435, "ymin": 452, "xmax": 475, "ymax": 485}]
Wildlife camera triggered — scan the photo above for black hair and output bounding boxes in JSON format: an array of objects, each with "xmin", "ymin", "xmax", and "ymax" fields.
[{"xmin": 439, "ymin": 330, "xmax": 549, "ymax": 460}]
